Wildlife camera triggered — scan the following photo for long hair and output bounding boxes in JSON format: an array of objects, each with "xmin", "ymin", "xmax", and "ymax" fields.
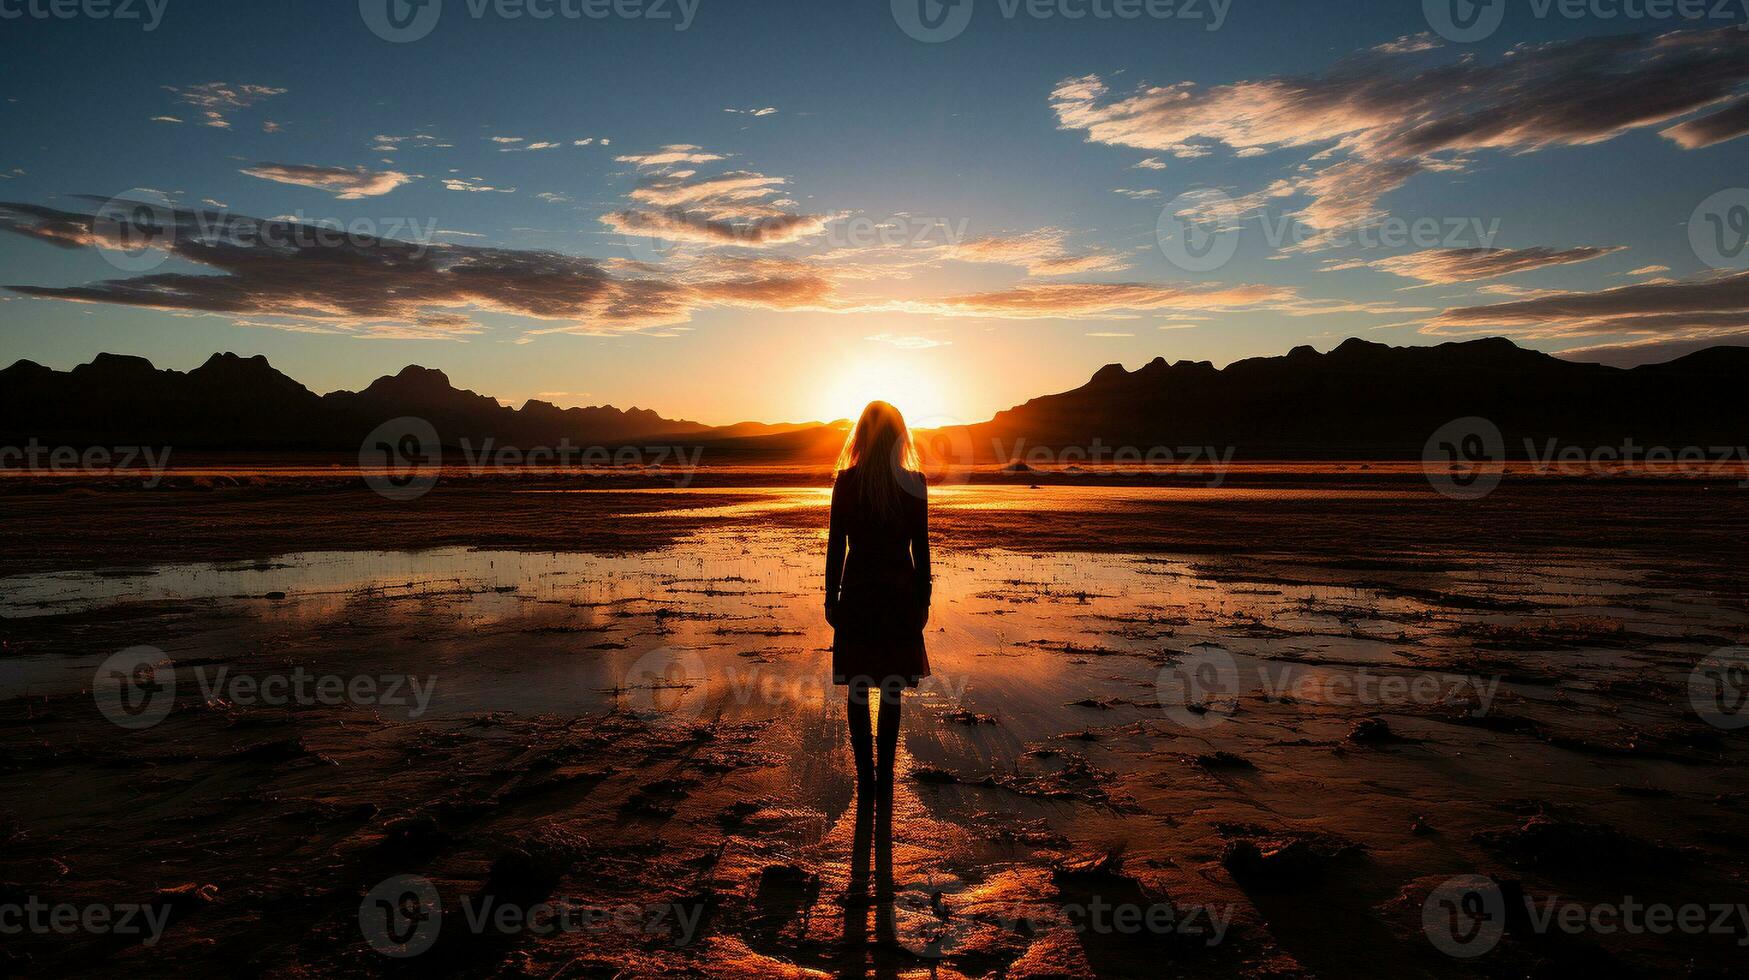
[{"xmin": 834, "ymin": 400, "xmax": 924, "ymax": 521}]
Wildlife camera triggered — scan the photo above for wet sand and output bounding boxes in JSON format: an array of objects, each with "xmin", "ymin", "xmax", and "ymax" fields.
[{"xmin": 3, "ymin": 469, "xmax": 1748, "ymax": 977}]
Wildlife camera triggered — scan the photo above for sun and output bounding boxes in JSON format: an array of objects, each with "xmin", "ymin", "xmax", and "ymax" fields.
[{"xmin": 816, "ymin": 354, "xmax": 954, "ymax": 425}]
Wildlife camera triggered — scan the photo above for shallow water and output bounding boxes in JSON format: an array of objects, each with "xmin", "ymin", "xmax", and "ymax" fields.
[{"xmin": 2, "ymin": 499, "xmax": 1728, "ymax": 749}]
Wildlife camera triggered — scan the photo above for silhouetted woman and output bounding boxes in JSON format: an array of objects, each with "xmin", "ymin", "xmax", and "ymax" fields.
[{"xmin": 825, "ymin": 401, "xmax": 931, "ymax": 798}]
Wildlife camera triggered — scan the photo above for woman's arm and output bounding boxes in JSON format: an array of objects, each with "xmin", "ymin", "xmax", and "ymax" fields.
[
  {"xmin": 824, "ymin": 477, "xmax": 846, "ymax": 621},
  {"xmin": 911, "ymin": 481, "xmax": 931, "ymax": 609}
]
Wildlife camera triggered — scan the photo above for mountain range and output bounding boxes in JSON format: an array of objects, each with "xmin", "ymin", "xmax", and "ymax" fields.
[
  {"xmin": 3, "ymin": 338, "xmax": 1746, "ymax": 458},
  {"xmin": 956, "ymin": 336, "xmax": 1749, "ymax": 458},
  {"xmin": 0, "ymin": 352, "xmax": 804, "ymax": 450}
]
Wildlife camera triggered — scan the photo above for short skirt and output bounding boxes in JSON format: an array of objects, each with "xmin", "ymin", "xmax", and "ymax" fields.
[{"xmin": 832, "ymin": 577, "xmax": 930, "ymax": 687}]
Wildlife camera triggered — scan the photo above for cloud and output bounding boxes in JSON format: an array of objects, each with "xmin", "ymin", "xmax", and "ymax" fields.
[
  {"xmin": 1627, "ymin": 264, "xmax": 1671, "ymax": 276},
  {"xmin": 602, "ymin": 209, "xmax": 834, "ymax": 246},
  {"xmin": 1372, "ymin": 32, "xmax": 1442, "ymax": 55},
  {"xmin": 615, "ymin": 144, "xmax": 726, "ymax": 167},
  {"xmin": 944, "ymin": 229, "xmax": 1130, "ymax": 276},
  {"xmin": 374, "ymin": 133, "xmax": 446, "ymax": 152},
  {"xmin": 628, "ymin": 171, "xmax": 788, "ymax": 209},
  {"xmin": 903, "ymin": 281, "xmax": 1294, "ymax": 319},
  {"xmin": 725, "ymin": 107, "xmax": 779, "ymax": 116},
  {"xmin": 1661, "ymin": 94, "xmax": 1749, "ymax": 148},
  {"xmin": 1426, "ymin": 270, "xmax": 1749, "ymax": 341},
  {"xmin": 442, "ymin": 175, "xmax": 515, "ymax": 193},
  {"xmin": 604, "ymin": 162, "xmax": 831, "ymax": 249},
  {"xmin": 1362, "ymin": 245, "xmax": 1625, "ymax": 283},
  {"xmin": 241, "ymin": 163, "xmax": 412, "ymax": 199},
  {"xmin": 163, "ymin": 82, "xmax": 286, "ymax": 129},
  {"xmin": 1473, "ymin": 283, "xmax": 1566, "ymax": 299},
  {"xmin": 1553, "ymin": 331, "xmax": 1749, "ymax": 367},
  {"xmin": 0, "ymin": 202, "xmax": 113, "ymax": 249},
  {"xmin": 0, "ymin": 200, "xmax": 837, "ymax": 338},
  {"xmin": 1052, "ymin": 28, "xmax": 1749, "ymax": 245}
]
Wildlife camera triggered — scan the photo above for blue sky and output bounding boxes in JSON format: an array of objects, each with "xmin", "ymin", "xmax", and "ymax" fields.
[{"xmin": 2, "ymin": 0, "xmax": 1748, "ymax": 423}]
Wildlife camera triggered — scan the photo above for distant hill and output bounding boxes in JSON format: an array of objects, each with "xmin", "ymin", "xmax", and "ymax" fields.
[
  {"xmin": 0, "ymin": 352, "xmax": 714, "ymax": 449},
  {"xmin": 4, "ymin": 338, "xmax": 1746, "ymax": 458},
  {"xmin": 956, "ymin": 337, "xmax": 1749, "ymax": 458}
]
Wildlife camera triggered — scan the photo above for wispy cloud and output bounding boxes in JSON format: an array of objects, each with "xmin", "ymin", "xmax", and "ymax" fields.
[
  {"xmin": 1555, "ymin": 331, "xmax": 1749, "ymax": 366},
  {"xmin": 373, "ymin": 133, "xmax": 448, "ymax": 152},
  {"xmin": 615, "ymin": 144, "xmax": 726, "ymax": 167},
  {"xmin": 1360, "ymin": 246, "xmax": 1625, "ymax": 284},
  {"xmin": 1426, "ymin": 270, "xmax": 1749, "ymax": 342},
  {"xmin": 1372, "ymin": 32, "xmax": 1441, "ymax": 55},
  {"xmin": 442, "ymin": 175, "xmax": 514, "ymax": 193},
  {"xmin": 601, "ymin": 209, "xmax": 834, "ymax": 247},
  {"xmin": 1053, "ymin": 28, "xmax": 1749, "ymax": 247},
  {"xmin": 604, "ymin": 152, "xmax": 831, "ymax": 249},
  {"xmin": 628, "ymin": 171, "xmax": 787, "ymax": 209},
  {"xmin": 240, "ymin": 163, "xmax": 412, "ymax": 199},
  {"xmin": 945, "ymin": 229, "xmax": 1130, "ymax": 276},
  {"xmin": 0, "ymin": 200, "xmax": 836, "ymax": 338},
  {"xmin": 163, "ymin": 82, "xmax": 286, "ymax": 129},
  {"xmin": 899, "ymin": 281, "xmax": 1294, "ymax": 319}
]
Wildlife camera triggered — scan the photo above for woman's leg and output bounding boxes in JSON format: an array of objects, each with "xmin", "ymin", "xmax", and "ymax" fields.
[
  {"xmin": 874, "ymin": 677, "xmax": 902, "ymax": 790},
  {"xmin": 847, "ymin": 679, "xmax": 874, "ymax": 786},
  {"xmin": 872, "ymin": 677, "xmax": 902, "ymax": 903}
]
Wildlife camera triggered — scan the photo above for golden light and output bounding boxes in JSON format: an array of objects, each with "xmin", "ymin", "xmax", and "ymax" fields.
[{"xmin": 815, "ymin": 352, "xmax": 954, "ymax": 425}]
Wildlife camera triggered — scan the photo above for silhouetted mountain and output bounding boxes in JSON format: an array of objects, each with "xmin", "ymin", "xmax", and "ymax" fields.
[
  {"xmin": 0, "ymin": 352, "xmax": 710, "ymax": 449},
  {"xmin": 4, "ymin": 338, "xmax": 1746, "ymax": 458},
  {"xmin": 697, "ymin": 420, "xmax": 825, "ymax": 440},
  {"xmin": 958, "ymin": 337, "xmax": 1749, "ymax": 457}
]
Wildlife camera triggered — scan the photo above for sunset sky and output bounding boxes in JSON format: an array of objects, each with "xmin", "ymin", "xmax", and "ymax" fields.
[{"xmin": 2, "ymin": 0, "xmax": 1748, "ymax": 425}]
